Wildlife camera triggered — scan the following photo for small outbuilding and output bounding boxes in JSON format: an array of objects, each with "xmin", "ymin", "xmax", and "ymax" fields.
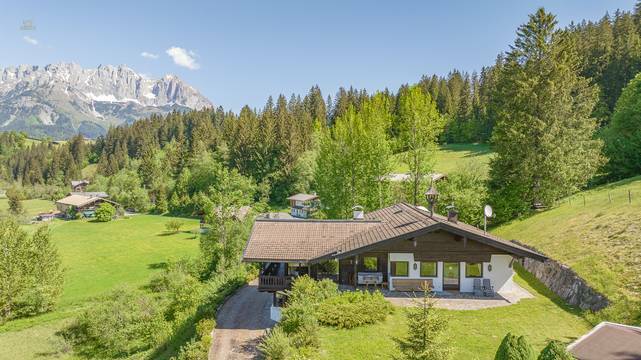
[
  {"xmin": 70, "ymin": 180, "xmax": 90, "ymax": 192},
  {"xmin": 568, "ymin": 322, "xmax": 641, "ymax": 360},
  {"xmin": 286, "ymin": 193, "xmax": 319, "ymax": 219}
]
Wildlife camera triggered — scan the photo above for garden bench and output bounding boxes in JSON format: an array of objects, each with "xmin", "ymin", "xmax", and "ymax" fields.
[{"xmin": 392, "ymin": 279, "xmax": 433, "ymax": 292}]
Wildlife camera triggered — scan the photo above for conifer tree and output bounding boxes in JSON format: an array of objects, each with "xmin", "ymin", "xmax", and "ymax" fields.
[
  {"xmin": 537, "ymin": 341, "xmax": 573, "ymax": 360},
  {"xmin": 489, "ymin": 8, "xmax": 604, "ymax": 222},
  {"xmin": 395, "ymin": 286, "xmax": 451, "ymax": 360},
  {"xmin": 495, "ymin": 333, "xmax": 534, "ymax": 360}
]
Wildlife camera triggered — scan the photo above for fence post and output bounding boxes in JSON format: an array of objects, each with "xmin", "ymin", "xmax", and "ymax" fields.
[
  {"xmin": 583, "ymin": 195, "xmax": 586, "ymax": 207},
  {"xmin": 629, "ymin": 190, "xmax": 632, "ymax": 204},
  {"xmin": 608, "ymin": 192, "xmax": 612, "ymax": 203}
]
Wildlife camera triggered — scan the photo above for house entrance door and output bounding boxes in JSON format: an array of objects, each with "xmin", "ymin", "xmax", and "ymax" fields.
[{"xmin": 443, "ymin": 262, "xmax": 460, "ymax": 290}]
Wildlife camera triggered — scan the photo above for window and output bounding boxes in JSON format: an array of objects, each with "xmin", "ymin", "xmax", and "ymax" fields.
[
  {"xmin": 391, "ymin": 261, "xmax": 409, "ymax": 277},
  {"xmin": 363, "ymin": 256, "xmax": 378, "ymax": 272},
  {"xmin": 465, "ymin": 262, "xmax": 483, "ymax": 278},
  {"xmin": 420, "ymin": 261, "xmax": 437, "ymax": 277}
]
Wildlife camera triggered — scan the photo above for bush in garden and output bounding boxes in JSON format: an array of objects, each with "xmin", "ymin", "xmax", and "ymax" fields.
[
  {"xmin": 63, "ymin": 288, "xmax": 171, "ymax": 358},
  {"xmin": 149, "ymin": 265, "xmax": 204, "ymax": 325},
  {"xmin": 95, "ymin": 202, "xmax": 116, "ymax": 222},
  {"xmin": 257, "ymin": 327, "xmax": 294, "ymax": 360},
  {"xmin": 537, "ymin": 341, "xmax": 574, "ymax": 360},
  {"xmin": 495, "ymin": 333, "xmax": 534, "ymax": 360},
  {"xmin": 173, "ymin": 318, "xmax": 216, "ymax": 360},
  {"xmin": 286, "ymin": 275, "xmax": 338, "ymax": 306},
  {"xmin": 317, "ymin": 290, "xmax": 393, "ymax": 329}
]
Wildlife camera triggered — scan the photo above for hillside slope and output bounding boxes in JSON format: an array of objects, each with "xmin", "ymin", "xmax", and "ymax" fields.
[{"xmin": 494, "ymin": 177, "xmax": 641, "ymax": 315}]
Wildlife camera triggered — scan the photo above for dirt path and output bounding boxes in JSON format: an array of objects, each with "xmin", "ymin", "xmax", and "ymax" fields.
[{"xmin": 209, "ymin": 280, "xmax": 275, "ymax": 360}]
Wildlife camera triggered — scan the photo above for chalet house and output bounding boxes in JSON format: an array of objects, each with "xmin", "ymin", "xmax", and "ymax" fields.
[
  {"xmin": 243, "ymin": 202, "xmax": 546, "ymax": 293},
  {"xmin": 70, "ymin": 180, "xmax": 90, "ymax": 192},
  {"xmin": 286, "ymin": 193, "xmax": 319, "ymax": 219},
  {"xmin": 55, "ymin": 194, "xmax": 119, "ymax": 218}
]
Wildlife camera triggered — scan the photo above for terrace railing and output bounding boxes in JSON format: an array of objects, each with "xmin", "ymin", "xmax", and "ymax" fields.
[{"xmin": 258, "ymin": 275, "xmax": 294, "ymax": 292}]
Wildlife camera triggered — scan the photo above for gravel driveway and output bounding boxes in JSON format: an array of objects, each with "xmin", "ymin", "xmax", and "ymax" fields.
[{"xmin": 209, "ymin": 280, "xmax": 275, "ymax": 360}]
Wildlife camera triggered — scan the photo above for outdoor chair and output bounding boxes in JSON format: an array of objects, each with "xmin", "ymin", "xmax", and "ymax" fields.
[
  {"xmin": 473, "ymin": 278, "xmax": 483, "ymax": 297},
  {"xmin": 482, "ymin": 278, "xmax": 495, "ymax": 297}
]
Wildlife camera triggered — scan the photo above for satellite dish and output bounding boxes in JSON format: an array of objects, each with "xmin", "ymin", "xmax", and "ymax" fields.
[{"xmin": 484, "ymin": 205, "xmax": 493, "ymax": 218}]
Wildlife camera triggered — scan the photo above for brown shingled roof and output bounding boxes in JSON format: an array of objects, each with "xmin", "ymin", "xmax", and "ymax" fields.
[
  {"xmin": 243, "ymin": 219, "xmax": 379, "ymax": 263},
  {"xmin": 243, "ymin": 203, "xmax": 547, "ymax": 263},
  {"xmin": 568, "ymin": 322, "xmax": 641, "ymax": 360}
]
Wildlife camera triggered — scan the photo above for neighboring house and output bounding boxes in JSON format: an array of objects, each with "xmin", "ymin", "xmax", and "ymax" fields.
[
  {"xmin": 69, "ymin": 191, "xmax": 109, "ymax": 199},
  {"xmin": 70, "ymin": 180, "xmax": 90, "ymax": 192},
  {"xmin": 243, "ymin": 202, "xmax": 546, "ymax": 293},
  {"xmin": 286, "ymin": 193, "xmax": 319, "ymax": 219},
  {"xmin": 568, "ymin": 322, "xmax": 641, "ymax": 360},
  {"xmin": 387, "ymin": 173, "xmax": 448, "ymax": 182},
  {"xmin": 55, "ymin": 194, "xmax": 119, "ymax": 218}
]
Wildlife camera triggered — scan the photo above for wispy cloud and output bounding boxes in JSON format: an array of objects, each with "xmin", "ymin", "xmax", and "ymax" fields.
[
  {"xmin": 165, "ymin": 46, "xmax": 200, "ymax": 70},
  {"xmin": 140, "ymin": 51, "xmax": 159, "ymax": 59},
  {"xmin": 23, "ymin": 35, "xmax": 38, "ymax": 45}
]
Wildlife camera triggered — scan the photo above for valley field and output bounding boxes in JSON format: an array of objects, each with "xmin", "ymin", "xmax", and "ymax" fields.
[
  {"xmin": 0, "ymin": 214, "xmax": 200, "ymax": 359},
  {"xmin": 392, "ymin": 143, "xmax": 493, "ymax": 175}
]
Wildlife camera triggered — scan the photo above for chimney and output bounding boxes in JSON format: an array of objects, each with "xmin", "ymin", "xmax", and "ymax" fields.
[
  {"xmin": 352, "ymin": 205, "xmax": 364, "ymax": 220},
  {"xmin": 447, "ymin": 206, "xmax": 458, "ymax": 223}
]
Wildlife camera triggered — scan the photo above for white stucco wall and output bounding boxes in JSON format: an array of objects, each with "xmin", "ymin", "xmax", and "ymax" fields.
[
  {"xmin": 388, "ymin": 253, "xmax": 443, "ymax": 292},
  {"xmin": 388, "ymin": 253, "xmax": 515, "ymax": 293}
]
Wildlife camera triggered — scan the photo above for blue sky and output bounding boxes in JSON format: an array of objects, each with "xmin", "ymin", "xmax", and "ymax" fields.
[{"xmin": 1, "ymin": 0, "xmax": 636, "ymax": 111}]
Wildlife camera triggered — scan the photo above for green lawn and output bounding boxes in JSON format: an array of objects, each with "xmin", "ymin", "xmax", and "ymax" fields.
[
  {"xmin": 494, "ymin": 176, "xmax": 641, "ymax": 301},
  {"xmin": 0, "ymin": 215, "xmax": 201, "ymax": 359},
  {"xmin": 318, "ymin": 267, "xmax": 591, "ymax": 360},
  {"xmin": 393, "ymin": 143, "xmax": 493, "ymax": 175},
  {"xmin": 0, "ymin": 198, "xmax": 57, "ymax": 218}
]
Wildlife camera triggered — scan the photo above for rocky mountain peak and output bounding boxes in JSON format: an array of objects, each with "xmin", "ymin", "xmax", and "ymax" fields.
[{"xmin": 0, "ymin": 63, "xmax": 213, "ymax": 139}]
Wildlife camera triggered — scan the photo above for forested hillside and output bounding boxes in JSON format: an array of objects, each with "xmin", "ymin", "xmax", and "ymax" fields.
[{"xmin": 2, "ymin": 4, "xmax": 641, "ymax": 223}]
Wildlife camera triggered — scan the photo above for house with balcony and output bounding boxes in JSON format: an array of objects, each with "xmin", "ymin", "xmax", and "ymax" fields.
[
  {"xmin": 286, "ymin": 193, "xmax": 319, "ymax": 219},
  {"xmin": 243, "ymin": 202, "xmax": 547, "ymax": 294}
]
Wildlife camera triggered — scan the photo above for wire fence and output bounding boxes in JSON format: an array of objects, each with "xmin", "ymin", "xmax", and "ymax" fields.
[{"xmin": 563, "ymin": 188, "xmax": 639, "ymax": 208}]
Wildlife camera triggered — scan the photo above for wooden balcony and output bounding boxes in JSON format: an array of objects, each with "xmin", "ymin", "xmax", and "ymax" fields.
[{"xmin": 258, "ymin": 275, "xmax": 294, "ymax": 292}]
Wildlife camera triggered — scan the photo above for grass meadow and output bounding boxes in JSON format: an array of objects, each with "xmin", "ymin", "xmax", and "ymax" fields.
[{"xmin": 0, "ymin": 214, "xmax": 201, "ymax": 359}]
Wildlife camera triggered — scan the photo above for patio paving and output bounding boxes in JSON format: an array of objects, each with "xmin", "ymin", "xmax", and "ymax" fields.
[{"xmin": 358, "ymin": 282, "xmax": 534, "ymax": 310}]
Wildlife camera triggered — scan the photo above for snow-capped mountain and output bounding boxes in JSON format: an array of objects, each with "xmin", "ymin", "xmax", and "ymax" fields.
[{"xmin": 0, "ymin": 63, "xmax": 212, "ymax": 139}]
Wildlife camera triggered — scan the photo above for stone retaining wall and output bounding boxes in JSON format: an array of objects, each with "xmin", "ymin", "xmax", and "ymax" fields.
[{"xmin": 512, "ymin": 240, "xmax": 609, "ymax": 311}]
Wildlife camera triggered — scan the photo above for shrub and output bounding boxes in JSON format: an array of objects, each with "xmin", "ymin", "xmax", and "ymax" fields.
[
  {"xmin": 6, "ymin": 187, "xmax": 24, "ymax": 215},
  {"xmin": 286, "ymin": 275, "xmax": 338, "ymax": 306},
  {"xmin": 537, "ymin": 341, "xmax": 574, "ymax": 360},
  {"xmin": 95, "ymin": 202, "xmax": 116, "ymax": 222},
  {"xmin": 317, "ymin": 290, "xmax": 393, "ymax": 329},
  {"xmin": 165, "ymin": 219, "xmax": 185, "ymax": 233},
  {"xmin": 257, "ymin": 327, "xmax": 294, "ymax": 360},
  {"xmin": 64, "ymin": 288, "xmax": 171, "ymax": 358},
  {"xmin": 495, "ymin": 333, "xmax": 534, "ymax": 360},
  {"xmin": 173, "ymin": 318, "xmax": 216, "ymax": 360},
  {"xmin": 149, "ymin": 265, "xmax": 204, "ymax": 325},
  {"xmin": 0, "ymin": 220, "xmax": 63, "ymax": 322}
]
